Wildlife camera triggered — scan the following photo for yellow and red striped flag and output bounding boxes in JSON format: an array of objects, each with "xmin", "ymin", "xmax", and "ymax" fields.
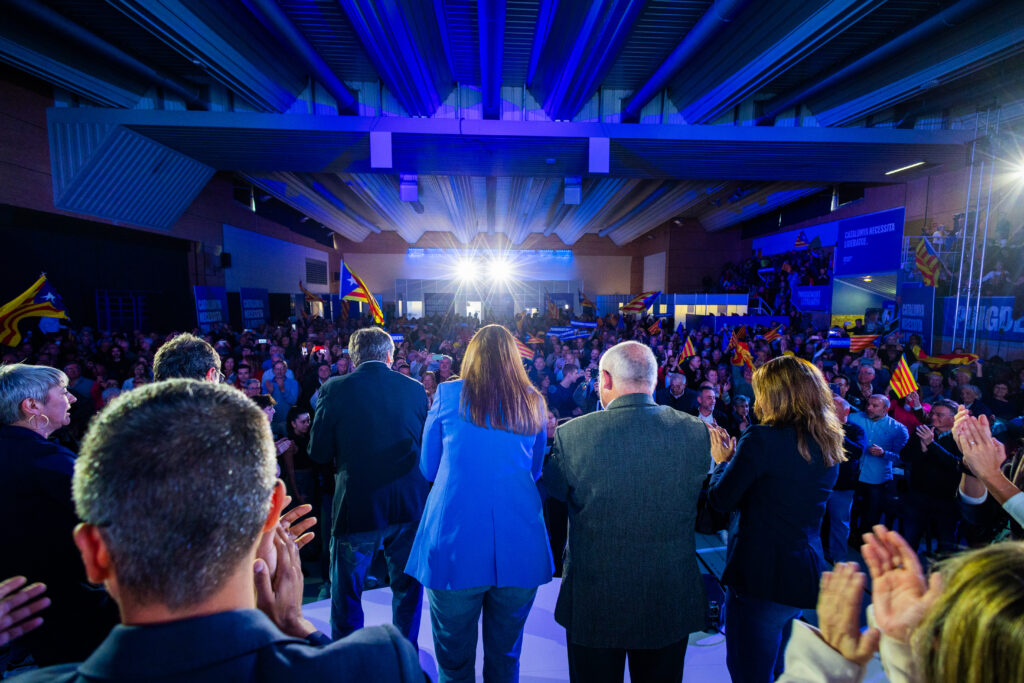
[
  {"xmin": 913, "ymin": 346, "xmax": 978, "ymax": 367},
  {"xmin": 0, "ymin": 275, "xmax": 68, "ymax": 347},
  {"xmin": 515, "ymin": 339, "xmax": 533, "ymax": 360},
  {"xmin": 648, "ymin": 321, "xmax": 662, "ymax": 335},
  {"xmin": 763, "ymin": 324, "xmax": 782, "ymax": 342},
  {"xmin": 527, "ymin": 334, "xmax": 545, "ymax": 345},
  {"xmin": 889, "ymin": 354, "xmax": 919, "ymax": 399},
  {"xmin": 729, "ymin": 333, "xmax": 755, "ymax": 371},
  {"xmin": 339, "ymin": 263, "xmax": 383, "ymax": 324},
  {"xmin": 681, "ymin": 336, "xmax": 696, "ymax": 358},
  {"xmin": 849, "ymin": 334, "xmax": 879, "ymax": 353},
  {"xmin": 915, "ymin": 239, "xmax": 941, "ymax": 286},
  {"xmin": 621, "ymin": 291, "xmax": 661, "ymax": 315}
]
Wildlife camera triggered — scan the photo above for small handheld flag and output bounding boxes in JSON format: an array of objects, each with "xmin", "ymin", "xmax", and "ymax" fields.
[
  {"xmin": 763, "ymin": 324, "xmax": 782, "ymax": 342},
  {"xmin": 515, "ymin": 339, "xmax": 533, "ymax": 361},
  {"xmin": 914, "ymin": 239, "xmax": 941, "ymax": 286},
  {"xmin": 681, "ymin": 336, "xmax": 696, "ymax": 358},
  {"xmin": 890, "ymin": 355, "xmax": 919, "ymax": 399},
  {"xmin": 849, "ymin": 335, "xmax": 879, "ymax": 353},
  {"xmin": 647, "ymin": 321, "xmax": 662, "ymax": 336}
]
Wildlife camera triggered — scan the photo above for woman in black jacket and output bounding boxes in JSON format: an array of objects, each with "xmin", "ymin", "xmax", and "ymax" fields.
[{"xmin": 707, "ymin": 355, "xmax": 845, "ymax": 683}]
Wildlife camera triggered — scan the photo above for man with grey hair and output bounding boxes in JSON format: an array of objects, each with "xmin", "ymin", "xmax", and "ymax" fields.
[
  {"xmin": 310, "ymin": 326, "xmax": 429, "ymax": 647},
  {"xmin": 543, "ymin": 341, "xmax": 711, "ymax": 682},
  {"xmin": 16, "ymin": 380, "xmax": 422, "ymax": 682}
]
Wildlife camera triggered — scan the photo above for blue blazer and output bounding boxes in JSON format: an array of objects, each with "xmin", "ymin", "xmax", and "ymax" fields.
[
  {"xmin": 708, "ymin": 424, "xmax": 838, "ymax": 609},
  {"xmin": 406, "ymin": 380, "xmax": 553, "ymax": 590}
]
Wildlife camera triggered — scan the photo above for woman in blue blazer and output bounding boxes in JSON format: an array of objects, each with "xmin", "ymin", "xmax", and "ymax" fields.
[
  {"xmin": 406, "ymin": 325, "xmax": 552, "ymax": 683},
  {"xmin": 707, "ymin": 356, "xmax": 845, "ymax": 683}
]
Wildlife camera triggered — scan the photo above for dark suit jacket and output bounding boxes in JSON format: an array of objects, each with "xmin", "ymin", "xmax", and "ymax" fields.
[
  {"xmin": 309, "ymin": 361, "xmax": 429, "ymax": 536},
  {"xmin": 0, "ymin": 425, "xmax": 119, "ymax": 665},
  {"xmin": 902, "ymin": 432, "xmax": 962, "ymax": 500},
  {"xmin": 654, "ymin": 386, "xmax": 696, "ymax": 413},
  {"xmin": 543, "ymin": 393, "xmax": 711, "ymax": 649},
  {"xmin": 709, "ymin": 424, "xmax": 838, "ymax": 609},
  {"xmin": 16, "ymin": 610, "xmax": 423, "ymax": 682}
]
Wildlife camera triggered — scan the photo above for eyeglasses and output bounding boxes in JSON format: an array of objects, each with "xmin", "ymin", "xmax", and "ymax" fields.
[{"xmin": 213, "ymin": 369, "xmax": 225, "ymax": 383}]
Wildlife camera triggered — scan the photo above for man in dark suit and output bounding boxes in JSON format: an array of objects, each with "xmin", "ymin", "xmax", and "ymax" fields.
[
  {"xmin": 309, "ymin": 327, "xmax": 429, "ymax": 646},
  {"xmin": 17, "ymin": 380, "xmax": 422, "ymax": 683},
  {"xmin": 544, "ymin": 341, "xmax": 711, "ymax": 683}
]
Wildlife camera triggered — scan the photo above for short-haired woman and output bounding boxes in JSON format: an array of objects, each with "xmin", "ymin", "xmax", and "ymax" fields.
[
  {"xmin": 0, "ymin": 364, "xmax": 119, "ymax": 664},
  {"xmin": 707, "ymin": 355, "xmax": 845, "ymax": 683},
  {"xmin": 406, "ymin": 324, "xmax": 552, "ymax": 683}
]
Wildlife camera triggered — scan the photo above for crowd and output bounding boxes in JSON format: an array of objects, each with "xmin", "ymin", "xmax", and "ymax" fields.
[
  {"xmin": 717, "ymin": 245, "xmax": 832, "ymax": 314},
  {"xmin": 2, "ymin": 302, "xmax": 1024, "ymax": 683}
]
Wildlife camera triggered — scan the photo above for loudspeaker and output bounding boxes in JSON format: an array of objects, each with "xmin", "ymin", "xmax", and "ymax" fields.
[{"xmin": 220, "ymin": 252, "xmax": 232, "ymax": 268}]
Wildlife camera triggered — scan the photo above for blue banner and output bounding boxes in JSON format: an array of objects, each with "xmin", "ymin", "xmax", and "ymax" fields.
[
  {"xmin": 239, "ymin": 287, "xmax": 269, "ymax": 329},
  {"xmin": 390, "ymin": 334, "xmax": 405, "ymax": 343},
  {"xmin": 793, "ymin": 286, "xmax": 831, "ymax": 312},
  {"xmin": 547, "ymin": 326, "xmax": 572, "ymax": 334},
  {"xmin": 193, "ymin": 286, "xmax": 228, "ymax": 333},
  {"xmin": 940, "ymin": 296, "xmax": 1024, "ymax": 342},
  {"xmin": 834, "ymin": 207, "xmax": 905, "ymax": 276},
  {"xmin": 570, "ymin": 320, "xmax": 597, "ymax": 328},
  {"xmin": 900, "ymin": 285, "xmax": 934, "ymax": 352}
]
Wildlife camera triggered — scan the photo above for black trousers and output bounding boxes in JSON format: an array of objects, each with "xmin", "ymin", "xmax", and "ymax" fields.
[{"xmin": 567, "ymin": 636, "xmax": 687, "ymax": 683}]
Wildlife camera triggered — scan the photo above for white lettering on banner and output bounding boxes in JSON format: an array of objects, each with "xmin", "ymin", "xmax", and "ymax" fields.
[
  {"xmin": 197, "ymin": 300, "xmax": 221, "ymax": 311},
  {"xmin": 198, "ymin": 311, "xmax": 223, "ymax": 323},
  {"xmin": 902, "ymin": 304, "xmax": 924, "ymax": 316},
  {"xmin": 903, "ymin": 319, "xmax": 923, "ymax": 332},
  {"xmin": 243, "ymin": 299, "xmax": 262, "ymax": 308},
  {"xmin": 243, "ymin": 311, "xmax": 263, "ymax": 320}
]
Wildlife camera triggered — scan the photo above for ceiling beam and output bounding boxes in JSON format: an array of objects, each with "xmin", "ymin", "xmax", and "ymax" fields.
[{"xmin": 479, "ymin": 0, "xmax": 505, "ymax": 120}]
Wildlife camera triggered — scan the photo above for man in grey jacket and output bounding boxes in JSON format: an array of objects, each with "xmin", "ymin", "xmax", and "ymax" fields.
[{"xmin": 544, "ymin": 341, "xmax": 711, "ymax": 683}]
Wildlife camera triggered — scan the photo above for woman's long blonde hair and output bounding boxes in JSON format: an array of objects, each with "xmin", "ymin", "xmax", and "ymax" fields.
[
  {"xmin": 913, "ymin": 541, "xmax": 1024, "ymax": 683},
  {"xmin": 752, "ymin": 355, "xmax": 845, "ymax": 466},
  {"xmin": 459, "ymin": 324, "xmax": 545, "ymax": 435}
]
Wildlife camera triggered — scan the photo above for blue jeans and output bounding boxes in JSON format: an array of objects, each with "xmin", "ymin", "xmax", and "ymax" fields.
[
  {"xmin": 825, "ymin": 489, "xmax": 855, "ymax": 564},
  {"xmin": 426, "ymin": 585, "xmax": 537, "ymax": 683},
  {"xmin": 329, "ymin": 523, "xmax": 422, "ymax": 648},
  {"xmin": 724, "ymin": 589, "xmax": 802, "ymax": 683}
]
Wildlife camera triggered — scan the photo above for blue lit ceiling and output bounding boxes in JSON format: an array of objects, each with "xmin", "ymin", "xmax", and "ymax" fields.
[{"xmin": 3, "ymin": 0, "xmax": 1023, "ymax": 244}]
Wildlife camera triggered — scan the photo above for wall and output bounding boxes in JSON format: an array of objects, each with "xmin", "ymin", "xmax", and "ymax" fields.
[
  {"xmin": 223, "ymin": 224, "xmax": 331, "ymax": 294},
  {"xmin": 832, "ymin": 279, "xmax": 892, "ymax": 316},
  {"xmin": 643, "ymin": 252, "xmax": 666, "ymax": 291}
]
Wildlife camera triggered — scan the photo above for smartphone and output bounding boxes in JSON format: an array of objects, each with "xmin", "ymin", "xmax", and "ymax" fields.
[
  {"xmin": 257, "ymin": 338, "xmax": 269, "ymax": 345},
  {"xmin": 432, "ymin": 353, "xmax": 445, "ymax": 361},
  {"xmin": 301, "ymin": 347, "xmax": 308, "ymax": 356}
]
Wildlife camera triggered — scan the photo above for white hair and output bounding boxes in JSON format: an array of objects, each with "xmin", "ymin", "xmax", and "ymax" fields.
[{"xmin": 599, "ymin": 341, "xmax": 656, "ymax": 391}]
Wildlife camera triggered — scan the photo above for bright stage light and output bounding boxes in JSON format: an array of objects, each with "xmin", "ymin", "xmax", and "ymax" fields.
[
  {"xmin": 456, "ymin": 258, "xmax": 479, "ymax": 282},
  {"xmin": 490, "ymin": 258, "xmax": 515, "ymax": 283}
]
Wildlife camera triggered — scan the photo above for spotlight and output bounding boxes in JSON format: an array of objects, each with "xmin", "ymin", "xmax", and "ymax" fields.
[
  {"xmin": 457, "ymin": 258, "xmax": 479, "ymax": 282},
  {"xmin": 490, "ymin": 258, "xmax": 515, "ymax": 283}
]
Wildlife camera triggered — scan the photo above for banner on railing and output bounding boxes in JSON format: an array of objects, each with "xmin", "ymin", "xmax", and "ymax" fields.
[
  {"xmin": 941, "ymin": 296, "xmax": 1024, "ymax": 342},
  {"xmin": 900, "ymin": 285, "xmax": 934, "ymax": 352},
  {"xmin": 793, "ymin": 286, "xmax": 831, "ymax": 312}
]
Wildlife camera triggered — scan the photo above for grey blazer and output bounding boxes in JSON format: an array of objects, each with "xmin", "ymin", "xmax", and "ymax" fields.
[{"xmin": 543, "ymin": 392, "xmax": 711, "ymax": 649}]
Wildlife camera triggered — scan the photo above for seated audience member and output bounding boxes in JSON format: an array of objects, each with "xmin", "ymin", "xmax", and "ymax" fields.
[
  {"xmin": 152, "ymin": 332, "xmax": 222, "ymax": 382},
  {"xmin": 0, "ymin": 364, "xmax": 120, "ymax": 665},
  {"xmin": 989, "ymin": 381, "xmax": 1019, "ymax": 421},
  {"xmin": 959, "ymin": 384, "xmax": 994, "ymax": 421},
  {"xmin": 779, "ymin": 527, "xmax": 1023, "ymax": 683},
  {"xmin": 15, "ymin": 380, "xmax": 422, "ymax": 682}
]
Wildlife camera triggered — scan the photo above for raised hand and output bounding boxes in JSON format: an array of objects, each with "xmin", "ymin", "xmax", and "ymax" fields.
[
  {"xmin": 706, "ymin": 424, "xmax": 736, "ymax": 464},
  {"xmin": 817, "ymin": 563, "xmax": 880, "ymax": 665},
  {"xmin": 254, "ymin": 525, "xmax": 316, "ymax": 638},
  {"xmin": 956, "ymin": 413, "xmax": 1005, "ymax": 480},
  {"xmin": 861, "ymin": 526, "xmax": 942, "ymax": 642},
  {"xmin": 0, "ymin": 576, "xmax": 49, "ymax": 647}
]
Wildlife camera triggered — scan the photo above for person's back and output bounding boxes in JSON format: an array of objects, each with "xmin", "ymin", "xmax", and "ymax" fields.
[
  {"xmin": 549, "ymin": 400, "xmax": 710, "ymax": 647},
  {"xmin": 17, "ymin": 379, "xmax": 422, "ymax": 683}
]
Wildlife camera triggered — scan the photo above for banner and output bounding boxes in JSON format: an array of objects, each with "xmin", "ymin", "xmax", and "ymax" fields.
[
  {"xmin": 570, "ymin": 320, "xmax": 597, "ymax": 328},
  {"xmin": 193, "ymin": 286, "xmax": 228, "ymax": 333},
  {"xmin": 793, "ymin": 286, "xmax": 831, "ymax": 312},
  {"xmin": 940, "ymin": 296, "xmax": 1024, "ymax": 342},
  {"xmin": 834, "ymin": 207, "xmax": 905, "ymax": 276},
  {"xmin": 239, "ymin": 287, "xmax": 269, "ymax": 329},
  {"xmin": 390, "ymin": 334, "xmax": 405, "ymax": 343},
  {"xmin": 899, "ymin": 285, "xmax": 935, "ymax": 352}
]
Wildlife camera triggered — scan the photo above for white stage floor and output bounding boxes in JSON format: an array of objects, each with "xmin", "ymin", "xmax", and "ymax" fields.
[{"xmin": 303, "ymin": 578, "xmax": 731, "ymax": 682}]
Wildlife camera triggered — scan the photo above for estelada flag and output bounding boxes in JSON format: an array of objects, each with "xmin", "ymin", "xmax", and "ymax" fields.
[
  {"xmin": 0, "ymin": 275, "xmax": 68, "ymax": 347},
  {"xmin": 890, "ymin": 355, "xmax": 919, "ymax": 399},
  {"xmin": 340, "ymin": 262, "xmax": 383, "ymax": 324},
  {"xmin": 648, "ymin": 321, "xmax": 662, "ymax": 335},
  {"xmin": 621, "ymin": 291, "xmax": 661, "ymax": 315},
  {"xmin": 849, "ymin": 335, "xmax": 879, "ymax": 353},
  {"xmin": 680, "ymin": 336, "xmax": 696, "ymax": 358},
  {"xmin": 515, "ymin": 339, "xmax": 533, "ymax": 361}
]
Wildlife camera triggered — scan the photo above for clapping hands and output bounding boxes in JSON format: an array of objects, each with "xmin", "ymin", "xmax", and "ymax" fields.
[
  {"xmin": 0, "ymin": 576, "xmax": 49, "ymax": 647},
  {"xmin": 816, "ymin": 563, "xmax": 880, "ymax": 665},
  {"xmin": 706, "ymin": 424, "xmax": 736, "ymax": 464},
  {"xmin": 861, "ymin": 525, "xmax": 942, "ymax": 643}
]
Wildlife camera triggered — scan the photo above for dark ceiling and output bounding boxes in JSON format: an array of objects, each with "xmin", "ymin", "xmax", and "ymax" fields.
[{"xmin": 3, "ymin": 0, "xmax": 1022, "ymax": 245}]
